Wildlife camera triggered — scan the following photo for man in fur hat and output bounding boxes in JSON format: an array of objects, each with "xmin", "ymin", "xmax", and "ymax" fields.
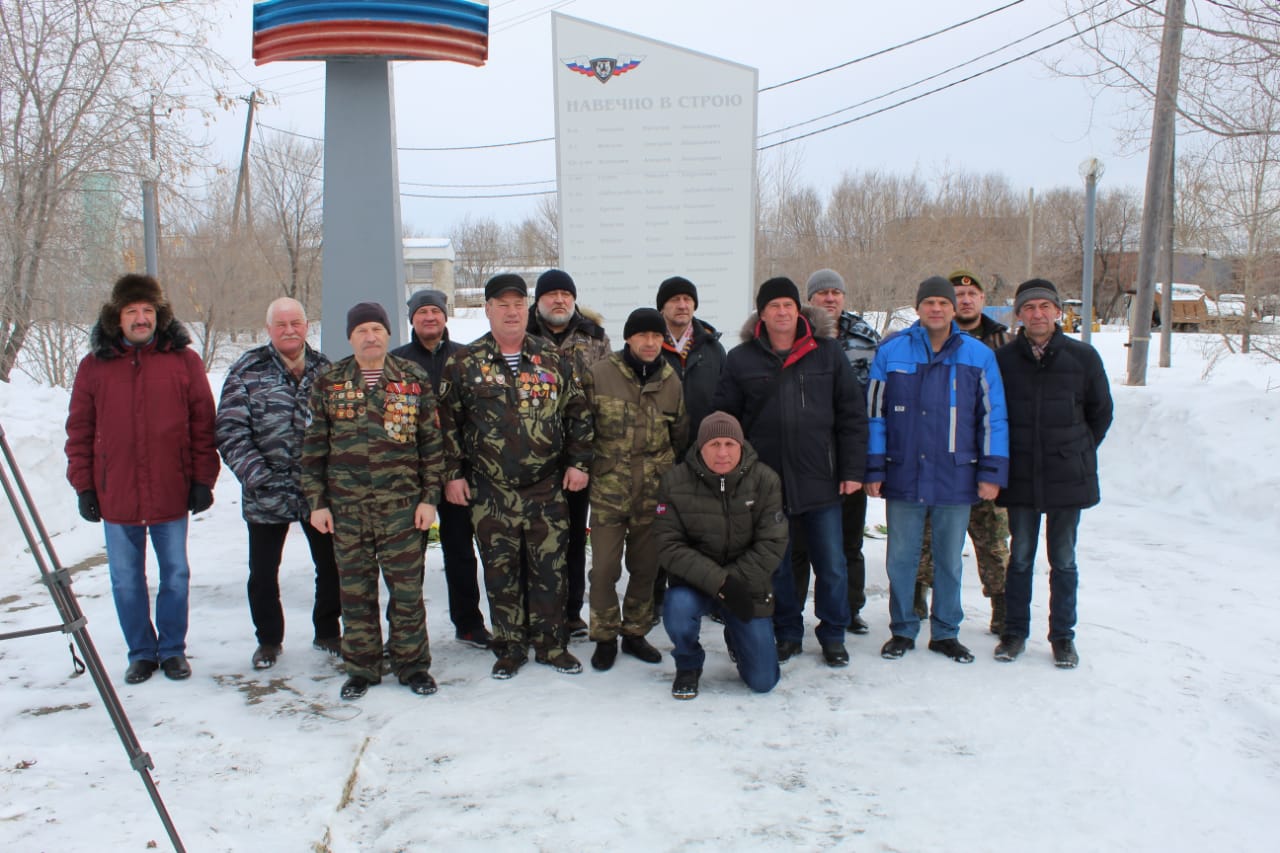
[
  {"xmin": 712, "ymin": 277, "xmax": 867, "ymax": 669},
  {"xmin": 65, "ymin": 273, "xmax": 220, "ymax": 685}
]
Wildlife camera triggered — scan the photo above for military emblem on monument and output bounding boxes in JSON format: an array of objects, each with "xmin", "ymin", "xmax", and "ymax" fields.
[{"xmin": 562, "ymin": 54, "xmax": 644, "ymax": 83}]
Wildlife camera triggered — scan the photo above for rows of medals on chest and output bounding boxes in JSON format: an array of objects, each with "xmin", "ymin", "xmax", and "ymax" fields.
[
  {"xmin": 475, "ymin": 364, "xmax": 559, "ymax": 406},
  {"xmin": 326, "ymin": 382, "xmax": 419, "ymax": 425}
]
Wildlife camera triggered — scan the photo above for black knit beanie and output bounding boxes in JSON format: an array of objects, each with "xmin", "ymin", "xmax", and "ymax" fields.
[
  {"xmin": 346, "ymin": 302, "xmax": 391, "ymax": 337},
  {"xmin": 755, "ymin": 277, "xmax": 801, "ymax": 313},
  {"xmin": 535, "ymin": 268, "xmax": 576, "ymax": 300},
  {"xmin": 624, "ymin": 307, "xmax": 666, "ymax": 339},
  {"xmin": 656, "ymin": 276, "xmax": 699, "ymax": 310},
  {"xmin": 916, "ymin": 276, "xmax": 956, "ymax": 308}
]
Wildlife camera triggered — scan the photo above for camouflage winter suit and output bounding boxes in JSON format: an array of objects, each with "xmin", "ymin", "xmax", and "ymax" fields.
[
  {"xmin": 437, "ymin": 333, "xmax": 593, "ymax": 657},
  {"xmin": 301, "ymin": 354, "xmax": 443, "ymax": 683},
  {"xmin": 582, "ymin": 352, "xmax": 688, "ymax": 641},
  {"xmin": 918, "ymin": 313, "xmax": 1011, "ymax": 598}
]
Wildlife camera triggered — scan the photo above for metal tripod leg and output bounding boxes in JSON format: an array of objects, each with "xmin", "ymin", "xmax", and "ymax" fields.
[{"xmin": 0, "ymin": 424, "xmax": 186, "ymax": 853}]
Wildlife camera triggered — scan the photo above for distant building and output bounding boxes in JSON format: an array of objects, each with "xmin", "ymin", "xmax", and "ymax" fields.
[{"xmin": 404, "ymin": 237, "xmax": 456, "ymax": 308}]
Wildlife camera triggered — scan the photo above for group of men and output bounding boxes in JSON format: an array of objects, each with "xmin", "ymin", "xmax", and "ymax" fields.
[{"xmin": 64, "ymin": 264, "xmax": 1111, "ymax": 702}]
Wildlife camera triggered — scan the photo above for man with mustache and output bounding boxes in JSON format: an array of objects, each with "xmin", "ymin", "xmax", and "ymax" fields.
[
  {"xmin": 216, "ymin": 297, "xmax": 341, "ymax": 670},
  {"xmin": 65, "ymin": 274, "xmax": 219, "ymax": 685}
]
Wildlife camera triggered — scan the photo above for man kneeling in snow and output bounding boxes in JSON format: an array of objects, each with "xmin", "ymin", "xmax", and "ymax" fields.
[{"xmin": 652, "ymin": 412, "xmax": 788, "ymax": 700}]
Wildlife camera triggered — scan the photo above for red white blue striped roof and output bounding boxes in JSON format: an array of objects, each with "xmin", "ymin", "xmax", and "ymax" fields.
[{"xmin": 252, "ymin": 0, "xmax": 489, "ymax": 66}]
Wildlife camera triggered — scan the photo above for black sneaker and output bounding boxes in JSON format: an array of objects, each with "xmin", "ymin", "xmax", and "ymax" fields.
[
  {"xmin": 491, "ymin": 646, "xmax": 527, "ymax": 680},
  {"xmin": 564, "ymin": 617, "xmax": 589, "ymax": 639},
  {"xmin": 880, "ymin": 636, "xmax": 915, "ymax": 659},
  {"xmin": 313, "ymin": 636, "xmax": 342, "ymax": 657},
  {"xmin": 994, "ymin": 634, "xmax": 1026, "ymax": 662},
  {"xmin": 1051, "ymin": 638, "xmax": 1079, "ymax": 669},
  {"xmin": 620, "ymin": 635, "xmax": 662, "ymax": 664},
  {"xmin": 535, "ymin": 648, "xmax": 583, "ymax": 674},
  {"xmin": 927, "ymin": 638, "xmax": 975, "ymax": 664},
  {"xmin": 776, "ymin": 640, "xmax": 803, "ymax": 663},
  {"xmin": 160, "ymin": 655, "xmax": 191, "ymax": 680},
  {"xmin": 591, "ymin": 639, "xmax": 618, "ymax": 671},
  {"xmin": 846, "ymin": 614, "xmax": 870, "ymax": 635},
  {"xmin": 252, "ymin": 644, "xmax": 281, "ymax": 670},
  {"xmin": 340, "ymin": 675, "xmax": 372, "ymax": 700},
  {"xmin": 125, "ymin": 660, "xmax": 158, "ymax": 684},
  {"xmin": 405, "ymin": 671, "xmax": 437, "ymax": 696},
  {"xmin": 821, "ymin": 643, "xmax": 850, "ymax": 668},
  {"xmin": 671, "ymin": 668, "xmax": 701, "ymax": 700},
  {"xmin": 455, "ymin": 627, "xmax": 493, "ymax": 649}
]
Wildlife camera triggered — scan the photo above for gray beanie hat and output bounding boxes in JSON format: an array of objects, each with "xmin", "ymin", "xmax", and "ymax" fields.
[
  {"xmin": 916, "ymin": 276, "xmax": 956, "ymax": 308},
  {"xmin": 806, "ymin": 269, "xmax": 846, "ymax": 300},
  {"xmin": 1014, "ymin": 278, "xmax": 1062, "ymax": 313},
  {"xmin": 697, "ymin": 411, "xmax": 745, "ymax": 447},
  {"xmin": 407, "ymin": 289, "xmax": 447, "ymax": 319}
]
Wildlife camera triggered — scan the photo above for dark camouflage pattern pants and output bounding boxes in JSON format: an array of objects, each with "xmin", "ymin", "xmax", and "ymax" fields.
[
  {"xmin": 470, "ymin": 475, "xmax": 569, "ymax": 656},
  {"xmin": 334, "ymin": 500, "xmax": 432, "ymax": 682},
  {"xmin": 587, "ymin": 509, "xmax": 658, "ymax": 642},
  {"xmin": 917, "ymin": 499, "xmax": 1009, "ymax": 597}
]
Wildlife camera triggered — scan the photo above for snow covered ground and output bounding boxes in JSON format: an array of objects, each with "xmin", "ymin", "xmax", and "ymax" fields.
[{"xmin": 1, "ymin": 326, "xmax": 1278, "ymax": 852}]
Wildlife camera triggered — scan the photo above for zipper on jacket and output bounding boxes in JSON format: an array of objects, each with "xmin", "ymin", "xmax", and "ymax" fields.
[
  {"xmin": 799, "ymin": 372, "xmax": 806, "ymax": 408},
  {"xmin": 719, "ymin": 475, "xmax": 731, "ymax": 564}
]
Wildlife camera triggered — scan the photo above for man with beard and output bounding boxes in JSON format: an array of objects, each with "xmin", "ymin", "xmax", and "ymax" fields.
[{"xmin": 526, "ymin": 268, "xmax": 610, "ymax": 638}]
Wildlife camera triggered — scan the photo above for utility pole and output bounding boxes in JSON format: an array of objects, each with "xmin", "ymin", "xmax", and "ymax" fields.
[
  {"xmin": 232, "ymin": 91, "xmax": 258, "ymax": 233},
  {"xmin": 1158, "ymin": 136, "xmax": 1176, "ymax": 368},
  {"xmin": 1026, "ymin": 188, "xmax": 1035, "ymax": 279},
  {"xmin": 141, "ymin": 98, "xmax": 160, "ymax": 277},
  {"xmin": 1080, "ymin": 158, "xmax": 1104, "ymax": 345},
  {"xmin": 1126, "ymin": 0, "xmax": 1185, "ymax": 386}
]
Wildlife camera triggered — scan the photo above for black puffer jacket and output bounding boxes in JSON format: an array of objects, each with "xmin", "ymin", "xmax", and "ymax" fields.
[
  {"xmin": 660, "ymin": 317, "xmax": 726, "ymax": 451},
  {"xmin": 995, "ymin": 328, "xmax": 1113, "ymax": 510},
  {"xmin": 653, "ymin": 439, "xmax": 788, "ymax": 618},
  {"xmin": 711, "ymin": 306, "xmax": 867, "ymax": 515}
]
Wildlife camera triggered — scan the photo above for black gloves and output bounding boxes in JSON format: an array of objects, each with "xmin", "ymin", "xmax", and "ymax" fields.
[
  {"xmin": 77, "ymin": 491, "xmax": 101, "ymax": 523},
  {"xmin": 188, "ymin": 483, "xmax": 214, "ymax": 514},
  {"xmin": 717, "ymin": 574, "xmax": 755, "ymax": 622}
]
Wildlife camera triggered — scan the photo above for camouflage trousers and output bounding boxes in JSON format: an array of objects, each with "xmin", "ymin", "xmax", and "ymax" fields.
[
  {"xmin": 333, "ymin": 500, "xmax": 431, "ymax": 682},
  {"xmin": 470, "ymin": 475, "xmax": 569, "ymax": 656},
  {"xmin": 587, "ymin": 507, "xmax": 658, "ymax": 642},
  {"xmin": 917, "ymin": 499, "xmax": 1009, "ymax": 597}
]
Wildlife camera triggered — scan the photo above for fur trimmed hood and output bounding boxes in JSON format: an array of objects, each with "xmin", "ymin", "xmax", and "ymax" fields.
[{"xmin": 738, "ymin": 304, "xmax": 837, "ymax": 344}]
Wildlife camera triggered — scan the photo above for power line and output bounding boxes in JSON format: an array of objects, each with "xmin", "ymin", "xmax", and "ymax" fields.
[
  {"xmin": 758, "ymin": 0, "xmax": 1029, "ymax": 92},
  {"xmin": 758, "ymin": 0, "xmax": 1155, "ymax": 151},
  {"xmin": 760, "ymin": 0, "xmax": 1117, "ymax": 138}
]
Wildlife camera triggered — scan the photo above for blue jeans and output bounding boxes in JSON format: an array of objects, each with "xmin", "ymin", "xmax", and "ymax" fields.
[
  {"xmin": 885, "ymin": 501, "xmax": 970, "ymax": 640},
  {"xmin": 103, "ymin": 518, "xmax": 191, "ymax": 663},
  {"xmin": 1004, "ymin": 507, "xmax": 1082, "ymax": 641},
  {"xmin": 772, "ymin": 502, "xmax": 849, "ymax": 646},
  {"xmin": 663, "ymin": 585, "xmax": 778, "ymax": 693}
]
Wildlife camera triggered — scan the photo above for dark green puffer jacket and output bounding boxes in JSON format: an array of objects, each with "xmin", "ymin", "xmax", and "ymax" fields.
[{"xmin": 653, "ymin": 438, "xmax": 789, "ymax": 618}]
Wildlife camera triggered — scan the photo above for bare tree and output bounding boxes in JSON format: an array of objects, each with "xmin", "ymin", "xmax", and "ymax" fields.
[
  {"xmin": 0, "ymin": 0, "xmax": 223, "ymax": 381},
  {"xmin": 451, "ymin": 215, "xmax": 513, "ymax": 301},
  {"xmin": 251, "ymin": 127, "xmax": 324, "ymax": 314}
]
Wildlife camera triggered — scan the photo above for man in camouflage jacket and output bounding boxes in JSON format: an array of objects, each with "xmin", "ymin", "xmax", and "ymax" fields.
[
  {"xmin": 582, "ymin": 308, "xmax": 688, "ymax": 672},
  {"xmin": 440, "ymin": 274, "xmax": 594, "ymax": 679},
  {"xmin": 216, "ymin": 297, "xmax": 340, "ymax": 670},
  {"xmin": 301, "ymin": 302, "xmax": 444, "ymax": 700},
  {"xmin": 526, "ymin": 268, "xmax": 611, "ymax": 636}
]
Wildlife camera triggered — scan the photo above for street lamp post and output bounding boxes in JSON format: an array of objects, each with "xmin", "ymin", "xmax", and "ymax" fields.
[{"xmin": 1079, "ymin": 158, "xmax": 1104, "ymax": 345}]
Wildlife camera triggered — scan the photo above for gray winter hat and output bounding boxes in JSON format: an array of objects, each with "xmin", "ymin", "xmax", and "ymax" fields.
[
  {"xmin": 697, "ymin": 411, "xmax": 745, "ymax": 447},
  {"xmin": 407, "ymin": 289, "xmax": 447, "ymax": 320},
  {"xmin": 1014, "ymin": 278, "xmax": 1062, "ymax": 313},
  {"xmin": 915, "ymin": 276, "xmax": 956, "ymax": 308},
  {"xmin": 806, "ymin": 269, "xmax": 846, "ymax": 300}
]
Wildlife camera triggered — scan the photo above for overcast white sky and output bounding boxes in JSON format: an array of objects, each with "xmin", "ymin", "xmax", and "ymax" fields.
[{"xmin": 204, "ymin": 0, "xmax": 1154, "ymax": 235}]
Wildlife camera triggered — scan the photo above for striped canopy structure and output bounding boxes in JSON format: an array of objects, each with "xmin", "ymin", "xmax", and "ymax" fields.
[{"xmin": 252, "ymin": 0, "xmax": 490, "ymax": 66}]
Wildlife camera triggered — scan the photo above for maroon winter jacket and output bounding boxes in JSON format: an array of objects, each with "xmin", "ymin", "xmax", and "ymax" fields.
[{"xmin": 65, "ymin": 319, "xmax": 219, "ymax": 525}]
